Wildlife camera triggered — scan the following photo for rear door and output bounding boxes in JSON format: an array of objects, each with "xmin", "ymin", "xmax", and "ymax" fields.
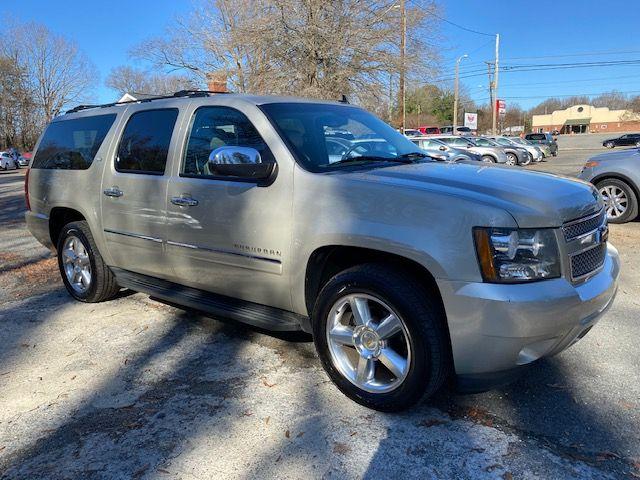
[{"xmin": 100, "ymin": 107, "xmax": 182, "ymax": 278}]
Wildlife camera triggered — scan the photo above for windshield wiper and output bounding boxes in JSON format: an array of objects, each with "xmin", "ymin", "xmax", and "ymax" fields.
[
  {"xmin": 398, "ymin": 151, "xmax": 430, "ymax": 159},
  {"xmin": 329, "ymin": 155, "xmax": 415, "ymax": 166}
]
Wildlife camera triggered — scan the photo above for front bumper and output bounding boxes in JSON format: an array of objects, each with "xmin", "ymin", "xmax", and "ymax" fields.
[{"xmin": 438, "ymin": 244, "xmax": 620, "ymax": 382}]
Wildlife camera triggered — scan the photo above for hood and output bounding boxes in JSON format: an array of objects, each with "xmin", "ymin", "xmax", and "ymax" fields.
[
  {"xmin": 589, "ymin": 148, "xmax": 640, "ymax": 163},
  {"xmin": 344, "ymin": 162, "xmax": 601, "ymax": 228}
]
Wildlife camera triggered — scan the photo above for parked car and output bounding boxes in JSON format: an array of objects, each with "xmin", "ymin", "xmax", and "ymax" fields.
[
  {"xmin": 578, "ymin": 149, "xmax": 640, "ymax": 223},
  {"xmin": 0, "ymin": 151, "xmax": 18, "ymax": 170},
  {"xmin": 509, "ymin": 137, "xmax": 544, "ymax": 163},
  {"xmin": 481, "ymin": 136, "xmax": 532, "ymax": 166},
  {"xmin": 410, "ymin": 136, "xmax": 482, "ymax": 162},
  {"xmin": 440, "ymin": 125, "xmax": 473, "ymax": 135},
  {"xmin": 417, "ymin": 125, "xmax": 440, "ymax": 135},
  {"xmin": 26, "ymin": 92, "xmax": 619, "ymax": 411},
  {"xmin": 433, "ymin": 135, "xmax": 508, "ymax": 164},
  {"xmin": 525, "ymin": 133, "xmax": 558, "ymax": 156},
  {"xmin": 602, "ymin": 133, "xmax": 640, "ymax": 149},
  {"xmin": 17, "ymin": 155, "xmax": 30, "ymax": 167},
  {"xmin": 402, "ymin": 128, "xmax": 422, "ymax": 137}
]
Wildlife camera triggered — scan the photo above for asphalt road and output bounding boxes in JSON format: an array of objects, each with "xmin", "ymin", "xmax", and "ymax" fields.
[{"xmin": 1, "ymin": 158, "xmax": 639, "ymax": 479}]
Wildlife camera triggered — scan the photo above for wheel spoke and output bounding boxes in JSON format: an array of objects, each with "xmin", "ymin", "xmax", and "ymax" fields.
[
  {"xmin": 62, "ymin": 248, "xmax": 76, "ymax": 263},
  {"xmin": 329, "ymin": 326, "xmax": 355, "ymax": 346},
  {"xmin": 350, "ymin": 297, "xmax": 372, "ymax": 326},
  {"xmin": 375, "ymin": 313, "xmax": 402, "ymax": 340},
  {"xmin": 77, "ymin": 254, "xmax": 90, "ymax": 266},
  {"xmin": 355, "ymin": 356, "xmax": 375, "ymax": 384},
  {"xmin": 378, "ymin": 347, "xmax": 407, "ymax": 379},
  {"xmin": 80, "ymin": 270, "xmax": 91, "ymax": 286}
]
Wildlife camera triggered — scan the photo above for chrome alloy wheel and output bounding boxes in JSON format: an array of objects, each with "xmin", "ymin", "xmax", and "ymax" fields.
[
  {"xmin": 600, "ymin": 184, "xmax": 628, "ymax": 219},
  {"xmin": 326, "ymin": 294, "xmax": 411, "ymax": 393},
  {"xmin": 61, "ymin": 235, "xmax": 92, "ymax": 293},
  {"xmin": 505, "ymin": 153, "xmax": 517, "ymax": 166}
]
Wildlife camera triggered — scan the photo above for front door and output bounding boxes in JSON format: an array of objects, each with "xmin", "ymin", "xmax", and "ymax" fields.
[
  {"xmin": 164, "ymin": 104, "xmax": 293, "ymax": 311},
  {"xmin": 100, "ymin": 107, "xmax": 181, "ymax": 278}
]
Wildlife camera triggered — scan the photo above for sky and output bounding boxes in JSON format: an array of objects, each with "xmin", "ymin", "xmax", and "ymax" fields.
[{"xmin": 3, "ymin": 0, "xmax": 640, "ymax": 110}]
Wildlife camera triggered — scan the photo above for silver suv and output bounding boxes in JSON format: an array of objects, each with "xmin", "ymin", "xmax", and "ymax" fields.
[{"xmin": 25, "ymin": 92, "xmax": 619, "ymax": 411}]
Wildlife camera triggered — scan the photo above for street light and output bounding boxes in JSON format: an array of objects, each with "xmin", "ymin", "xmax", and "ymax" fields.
[{"xmin": 453, "ymin": 54, "xmax": 468, "ymax": 133}]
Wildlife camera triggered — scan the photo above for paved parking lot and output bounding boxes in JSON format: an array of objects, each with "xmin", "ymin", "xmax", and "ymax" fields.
[{"xmin": 1, "ymin": 156, "xmax": 639, "ymax": 479}]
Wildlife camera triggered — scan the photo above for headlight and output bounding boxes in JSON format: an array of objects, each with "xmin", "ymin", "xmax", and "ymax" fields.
[{"xmin": 473, "ymin": 227, "xmax": 561, "ymax": 283}]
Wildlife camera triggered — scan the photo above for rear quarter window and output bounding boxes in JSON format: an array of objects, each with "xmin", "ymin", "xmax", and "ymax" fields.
[{"xmin": 32, "ymin": 114, "xmax": 117, "ymax": 170}]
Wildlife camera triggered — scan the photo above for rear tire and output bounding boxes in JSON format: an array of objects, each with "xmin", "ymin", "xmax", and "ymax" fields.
[
  {"xmin": 596, "ymin": 178, "xmax": 638, "ymax": 224},
  {"xmin": 605, "ymin": 142, "xmax": 614, "ymax": 149},
  {"xmin": 57, "ymin": 221, "xmax": 120, "ymax": 302},
  {"xmin": 312, "ymin": 264, "xmax": 450, "ymax": 412}
]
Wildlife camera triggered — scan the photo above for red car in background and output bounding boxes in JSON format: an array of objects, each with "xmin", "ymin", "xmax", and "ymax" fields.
[{"xmin": 417, "ymin": 126, "xmax": 441, "ymax": 135}]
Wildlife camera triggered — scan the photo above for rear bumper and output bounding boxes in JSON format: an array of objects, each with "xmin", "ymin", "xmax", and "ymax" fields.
[
  {"xmin": 25, "ymin": 211, "xmax": 54, "ymax": 250},
  {"xmin": 438, "ymin": 244, "xmax": 620, "ymax": 378}
]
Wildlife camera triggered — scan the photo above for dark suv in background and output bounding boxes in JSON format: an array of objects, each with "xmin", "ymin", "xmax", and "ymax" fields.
[
  {"xmin": 525, "ymin": 133, "xmax": 558, "ymax": 157},
  {"xmin": 602, "ymin": 133, "xmax": 640, "ymax": 149}
]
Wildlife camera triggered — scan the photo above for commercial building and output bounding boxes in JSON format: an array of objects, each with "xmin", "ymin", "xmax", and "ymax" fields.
[{"xmin": 532, "ymin": 104, "xmax": 640, "ymax": 134}]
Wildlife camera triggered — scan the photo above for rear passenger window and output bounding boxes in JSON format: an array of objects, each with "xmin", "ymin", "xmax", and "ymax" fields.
[
  {"xmin": 32, "ymin": 114, "xmax": 116, "ymax": 170},
  {"xmin": 116, "ymin": 109, "xmax": 178, "ymax": 175},
  {"xmin": 182, "ymin": 106, "xmax": 274, "ymax": 177}
]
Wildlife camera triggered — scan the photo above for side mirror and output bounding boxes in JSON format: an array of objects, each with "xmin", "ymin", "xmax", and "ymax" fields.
[{"xmin": 207, "ymin": 146, "xmax": 276, "ymax": 182}]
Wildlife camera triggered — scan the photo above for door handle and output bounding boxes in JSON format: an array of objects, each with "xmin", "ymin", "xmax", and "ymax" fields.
[
  {"xmin": 103, "ymin": 187, "xmax": 123, "ymax": 197},
  {"xmin": 171, "ymin": 195, "xmax": 199, "ymax": 207}
]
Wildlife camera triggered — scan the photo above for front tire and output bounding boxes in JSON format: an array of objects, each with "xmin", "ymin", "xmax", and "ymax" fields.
[
  {"xmin": 505, "ymin": 152, "xmax": 517, "ymax": 166},
  {"xmin": 596, "ymin": 178, "xmax": 638, "ymax": 224},
  {"xmin": 481, "ymin": 155, "xmax": 496, "ymax": 163},
  {"xmin": 312, "ymin": 264, "xmax": 450, "ymax": 412},
  {"xmin": 57, "ymin": 221, "xmax": 120, "ymax": 302}
]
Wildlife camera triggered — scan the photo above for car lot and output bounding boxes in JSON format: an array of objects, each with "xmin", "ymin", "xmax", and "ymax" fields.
[{"xmin": 1, "ymin": 159, "xmax": 639, "ymax": 478}]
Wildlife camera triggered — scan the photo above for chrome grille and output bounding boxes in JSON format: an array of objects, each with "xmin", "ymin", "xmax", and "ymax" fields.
[
  {"xmin": 570, "ymin": 243, "xmax": 606, "ymax": 279},
  {"xmin": 563, "ymin": 209, "xmax": 606, "ymax": 241}
]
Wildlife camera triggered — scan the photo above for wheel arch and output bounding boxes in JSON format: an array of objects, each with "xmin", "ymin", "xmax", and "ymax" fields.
[
  {"xmin": 305, "ymin": 245, "xmax": 445, "ymax": 320},
  {"xmin": 49, "ymin": 207, "xmax": 87, "ymax": 249}
]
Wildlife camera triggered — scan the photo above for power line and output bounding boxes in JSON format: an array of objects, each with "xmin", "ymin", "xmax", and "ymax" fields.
[
  {"xmin": 502, "ymin": 49, "xmax": 640, "ymax": 61},
  {"xmin": 499, "ymin": 74, "xmax": 640, "ymax": 88},
  {"xmin": 424, "ymin": 10, "xmax": 495, "ymax": 37}
]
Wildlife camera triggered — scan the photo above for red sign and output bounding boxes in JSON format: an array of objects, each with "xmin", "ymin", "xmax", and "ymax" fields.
[{"xmin": 496, "ymin": 99, "xmax": 506, "ymax": 115}]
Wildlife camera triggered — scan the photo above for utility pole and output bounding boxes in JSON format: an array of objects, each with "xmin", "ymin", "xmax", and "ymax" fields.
[
  {"xmin": 486, "ymin": 62, "xmax": 494, "ymax": 134},
  {"xmin": 453, "ymin": 54, "xmax": 468, "ymax": 133},
  {"xmin": 492, "ymin": 33, "xmax": 500, "ymax": 135},
  {"xmin": 399, "ymin": 0, "xmax": 406, "ymax": 132}
]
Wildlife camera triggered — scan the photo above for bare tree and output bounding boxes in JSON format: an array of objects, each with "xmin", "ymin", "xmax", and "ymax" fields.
[
  {"xmin": 105, "ymin": 65, "xmax": 201, "ymax": 98},
  {"xmin": 1, "ymin": 22, "xmax": 97, "ymax": 122},
  {"xmin": 133, "ymin": 0, "xmax": 441, "ymax": 103}
]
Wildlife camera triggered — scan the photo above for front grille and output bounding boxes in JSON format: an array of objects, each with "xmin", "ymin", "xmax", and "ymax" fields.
[
  {"xmin": 571, "ymin": 243, "xmax": 606, "ymax": 279},
  {"xmin": 563, "ymin": 209, "xmax": 606, "ymax": 241}
]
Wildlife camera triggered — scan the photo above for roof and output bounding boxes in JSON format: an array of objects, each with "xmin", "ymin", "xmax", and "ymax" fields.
[
  {"xmin": 563, "ymin": 117, "xmax": 591, "ymax": 126},
  {"xmin": 61, "ymin": 90, "xmax": 351, "ymax": 119}
]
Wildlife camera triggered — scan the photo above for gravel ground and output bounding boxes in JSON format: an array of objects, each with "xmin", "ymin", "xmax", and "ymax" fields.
[{"xmin": 1, "ymin": 162, "xmax": 639, "ymax": 479}]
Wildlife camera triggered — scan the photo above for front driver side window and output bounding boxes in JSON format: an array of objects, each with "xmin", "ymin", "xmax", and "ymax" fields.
[{"xmin": 182, "ymin": 106, "xmax": 275, "ymax": 177}]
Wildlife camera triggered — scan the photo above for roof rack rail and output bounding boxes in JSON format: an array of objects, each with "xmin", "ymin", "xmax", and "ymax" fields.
[{"xmin": 65, "ymin": 89, "xmax": 231, "ymax": 115}]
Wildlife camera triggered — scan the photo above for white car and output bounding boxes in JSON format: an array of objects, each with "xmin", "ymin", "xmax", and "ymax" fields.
[{"xmin": 0, "ymin": 152, "xmax": 18, "ymax": 170}]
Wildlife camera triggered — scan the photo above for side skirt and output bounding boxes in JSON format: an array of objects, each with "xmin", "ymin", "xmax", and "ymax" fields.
[{"xmin": 112, "ymin": 268, "xmax": 310, "ymax": 333}]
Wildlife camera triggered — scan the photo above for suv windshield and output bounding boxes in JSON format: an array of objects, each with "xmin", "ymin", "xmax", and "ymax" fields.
[{"xmin": 261, "ymin": 103, "xmax": 427, "ymax": 171}]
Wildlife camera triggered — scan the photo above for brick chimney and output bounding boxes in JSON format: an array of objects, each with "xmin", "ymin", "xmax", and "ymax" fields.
[{"xmin": 206, "ymin": 72, "xmax": 228, "ymax": 93}]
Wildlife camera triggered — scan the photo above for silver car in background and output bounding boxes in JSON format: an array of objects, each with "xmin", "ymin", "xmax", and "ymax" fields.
[
  {"xmin": 487, "ymin": 136, "xmax": 536, "ymax": 165},
  {"xmin": 475, "ymin": 137, "xmax": 530, "ymax": 166},
  {"xmin": 410, "ymin": 136, "xmax": 482, "ymax": 162},
  {"xmin": 578, "ymin": 148, "xmax": 640, "ymax": 223},
  {"xmin": 433, "ymin": 135, "xmax": 508, "ymax": 164},
  {"xmin": 510, "ymin": 137, "xmax": 544, "ymax": 163}
]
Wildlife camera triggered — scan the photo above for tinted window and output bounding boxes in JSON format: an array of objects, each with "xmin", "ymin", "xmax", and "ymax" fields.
[
  {"xmin": 32, "ymin": 114, "xmax": 116, "ymax": 170},
  {"xmin": 261, "ymin": 103, "xmax": 423, "ymax": 171},
  {"xmin": 116, "ymin": 109, "xmax": 178, "ymax": 174},
  {"xmin": 526, "ymin": 134, "xmax": 546, "ymax": 141},
  {"xmin": 183, "ymin": 106, "xmax": 274, "ymax": 177}
]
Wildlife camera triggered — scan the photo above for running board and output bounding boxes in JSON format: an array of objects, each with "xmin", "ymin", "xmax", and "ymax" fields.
[{"xmin": 112, "ymin": 268, "xmax": 309, "ymax": 332}]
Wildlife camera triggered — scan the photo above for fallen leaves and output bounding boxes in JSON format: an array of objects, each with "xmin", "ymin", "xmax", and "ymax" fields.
[
  {"xmin": 333, "ymin": 442, "xmax": 351, "ymax": 455},
  {"xmin": 261, "ymin": 377, "xmax": 276, "ymax": 388}
]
